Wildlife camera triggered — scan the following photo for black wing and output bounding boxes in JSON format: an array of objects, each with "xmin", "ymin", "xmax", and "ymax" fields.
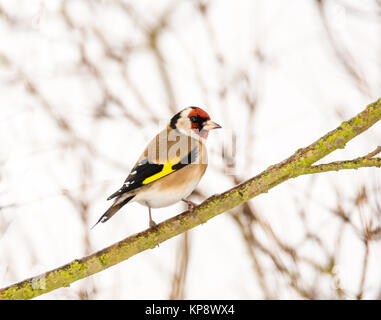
[
  {"xmin": 107, "ymin": 147, "xmax": 198, "ymax": 201},
  {"xmin": 107, "ymin": 159, "xmax": 163, "ymax": 200}
]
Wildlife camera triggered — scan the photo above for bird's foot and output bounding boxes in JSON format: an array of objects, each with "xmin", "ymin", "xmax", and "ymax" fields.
[
  {"xmin": 149, "ymin": 219, "xmax": 157, "ymax": 228},
  {"xmin": 182, "ymin": 199, "xmax": 198, "ymax": 211}
]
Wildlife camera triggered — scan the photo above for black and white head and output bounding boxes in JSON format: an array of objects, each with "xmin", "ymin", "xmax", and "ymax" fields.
[{"xmin": 169, "ymin": 107, "xmax": 221, "ymax": 139}]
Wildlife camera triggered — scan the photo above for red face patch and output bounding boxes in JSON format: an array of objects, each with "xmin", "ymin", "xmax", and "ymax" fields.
[
  {"xmin": 188, "ymin": 107, "xmax": 210, "ymax": 120},
  {"xmin": 188, "ymin": 107, "xmax": 210, "ymax": 130}
]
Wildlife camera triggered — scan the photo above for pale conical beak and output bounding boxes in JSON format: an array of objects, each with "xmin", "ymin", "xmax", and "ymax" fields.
[{"xmin": 203, "ymin": 120, "xmax": 222, "ymax": 130}]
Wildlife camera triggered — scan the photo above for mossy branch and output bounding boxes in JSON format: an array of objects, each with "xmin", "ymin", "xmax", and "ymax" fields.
[
  {"xmin": 1, "ymin": 98, "xmax": 380, "ymax": 300},
  {"xmin": 296, "ymin": 154, "xmax": 381, "ymax": 176}
]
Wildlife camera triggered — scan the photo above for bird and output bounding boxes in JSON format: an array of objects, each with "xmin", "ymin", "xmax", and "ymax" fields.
[{"xmin": 92, "ymin": 106, "xmax": 221, "ymax": 229}]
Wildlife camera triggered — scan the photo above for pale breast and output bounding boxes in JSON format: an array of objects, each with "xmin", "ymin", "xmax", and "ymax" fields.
[
  {"xmin": 133, "ymin": 128, "xmax": 208, "ymax": 208},
  {"xmin": 134, "ymin": 163, "xmax": 207, "ymax": 208}
]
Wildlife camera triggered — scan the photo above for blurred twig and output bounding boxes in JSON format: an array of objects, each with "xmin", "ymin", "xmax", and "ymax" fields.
[
  {"xmin": 316, "ymin": 0, "xmax": 371, "ymax": 97},
  {"xmin": 169, "ymin": 232, "xmax": 190, "ymax": 300}
]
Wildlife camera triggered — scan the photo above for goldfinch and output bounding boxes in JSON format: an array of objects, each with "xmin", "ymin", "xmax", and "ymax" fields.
[{"xmin": 93, "ymin": 107, "xmax": 221, "ymax": 228}]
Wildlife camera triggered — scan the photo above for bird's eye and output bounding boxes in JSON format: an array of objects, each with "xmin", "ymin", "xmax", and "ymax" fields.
[{"xmin": 190, "ymin": 116, "xmax": 197, "ymax": 122}]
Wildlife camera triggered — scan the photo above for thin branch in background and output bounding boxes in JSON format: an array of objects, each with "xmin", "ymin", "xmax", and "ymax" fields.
[
  {"xmin": 231, "ymin": 211, "xmax": 273, "ymax": 299},
  {"xmin": 169, "ymin": 232, "xmax": 190, "ymax": 300},
  {"xmin": 354, "ymin": 185, "xmax": 372, "ymax": 300},
  {"xmin": 148, "ymin": 29, "xmax": 177, "ymax": 115},
  {"xmin": 357, "ymin": 236, "xmax": 370, "ymax": 299},
  {"xmin": 316, "ymin": 0, "xmax": 372, "ymax": 97},
  {"xmin": 197, "ymin": 2, "xmax": 224, "ymax": 66},
  {"xmin": 196, "ymin": 1, "xmax": 231, "ymax": 129},
  {"xmin": 144, "ymin": 2, "xmax": 180, "ymax": 115},
  {"xmin": 329, "ymin": 191, "xmax": 349, "ymax": 298},
  {"xmin": 60, "ymin": 1, "xmax": 142, "ymax": 125},
  {"xmin": 364, "ymin": 146, "xmax": 381, "ymax": 159},
  {"xmin": 61, "ymin": 158, "xmax": 98, "ymax": 299},
  {"xmin": 246, "ymin": 219, "xmax": 316, "ymax": 299},
  {"xmin": 0, "ymin": 212, "xmax": 11, "ymax": 240}
]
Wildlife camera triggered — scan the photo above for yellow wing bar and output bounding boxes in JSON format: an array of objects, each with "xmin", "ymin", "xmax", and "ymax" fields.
[
  {"xmin": 141, "ymin": 146, "xmax": 198, "ymax": 185},
  {"xmin": 142, "ymin": 159, "xmax": 177, "ymax": 185}
]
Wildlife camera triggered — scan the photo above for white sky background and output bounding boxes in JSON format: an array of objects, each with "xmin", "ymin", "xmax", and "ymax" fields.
[{"xmin": 0, "ymin": 0, "xmax": 380, "ymax": 299}]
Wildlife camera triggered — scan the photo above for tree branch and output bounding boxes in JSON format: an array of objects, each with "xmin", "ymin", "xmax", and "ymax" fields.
[
  {"xmin": 1, "ymin": 98, "xmax": 380, "ymax": 300},
  {"xmin": 297, "ymin": 157, "xmax": 381, "ymax": 176}
]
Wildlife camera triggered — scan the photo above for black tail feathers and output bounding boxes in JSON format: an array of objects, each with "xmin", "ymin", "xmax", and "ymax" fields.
[{"xmin": 91, "ymin": 196, "xmax": 134, "ymax": 229}]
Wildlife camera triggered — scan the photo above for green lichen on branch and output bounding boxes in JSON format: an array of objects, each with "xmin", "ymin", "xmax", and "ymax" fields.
[
  {"xmin": 0, "ymin": 98, "xmax": 380, "ymax": 300},
  {"xmin": 296, "ymin": 157, "xmax": 381, "ymax": 176}
]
